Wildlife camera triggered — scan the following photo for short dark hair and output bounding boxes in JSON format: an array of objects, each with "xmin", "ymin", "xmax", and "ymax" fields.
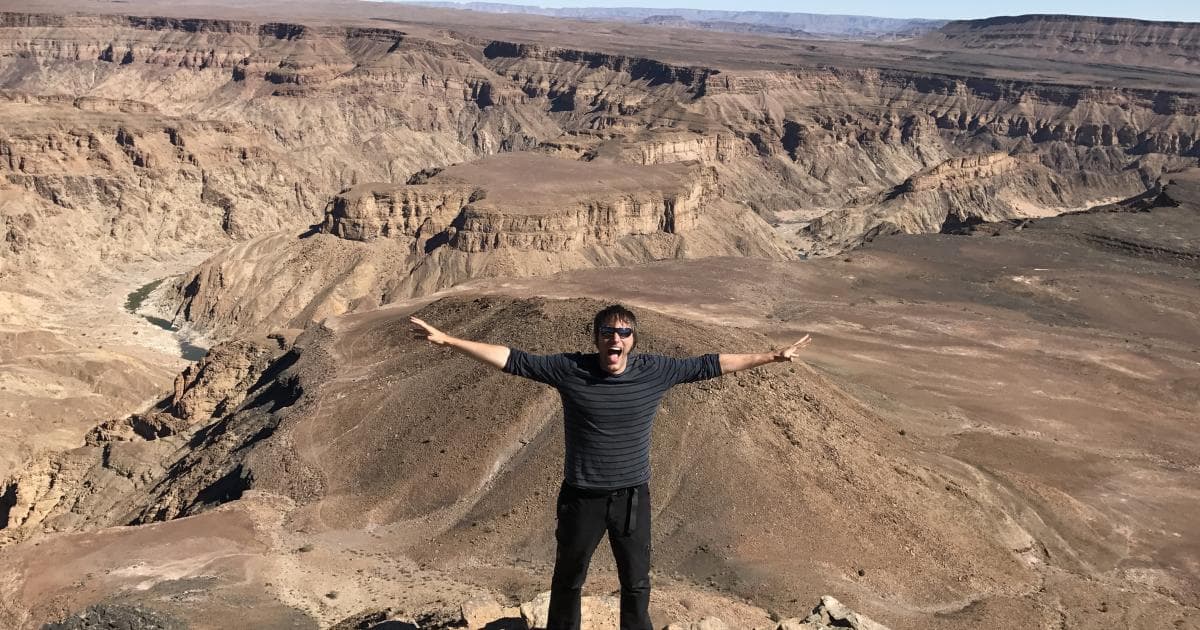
[{"xmin": 593, "ymin": 304, "xmax": 637, "ymax": 350}]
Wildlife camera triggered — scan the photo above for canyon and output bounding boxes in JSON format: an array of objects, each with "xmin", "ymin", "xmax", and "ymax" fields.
[{"xmin": 0, "ymin": 1, "xmax": 1198, "ymax": 628}]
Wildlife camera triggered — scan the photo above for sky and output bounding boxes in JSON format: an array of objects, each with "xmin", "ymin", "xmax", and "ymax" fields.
[{"xmin": 427, "ymin": 0, "xmax": 1200, "ymax": 22}]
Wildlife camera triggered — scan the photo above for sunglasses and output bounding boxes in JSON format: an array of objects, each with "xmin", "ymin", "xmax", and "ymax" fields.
[{"xmin": 598, "ymin": 326, "xmax": 634, "ymax": 339}]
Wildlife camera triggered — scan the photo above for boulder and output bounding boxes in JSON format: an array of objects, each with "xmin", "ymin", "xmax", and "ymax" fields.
[
  {"xmin": 788, "ymin": 595, "xmax": 890, "ymax": 630},
  {"xmin": 519, "ymin": 591, "xmax": 620, "ymax": 629},
  {"xmin": 462, "ymin": 595, "xmax": 505, "ymax": 629}
]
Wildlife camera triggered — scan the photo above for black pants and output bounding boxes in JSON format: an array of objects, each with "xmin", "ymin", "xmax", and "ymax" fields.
[{"xmin": 547, "ymin": 482, "xmax": 653, "ymax": 630}]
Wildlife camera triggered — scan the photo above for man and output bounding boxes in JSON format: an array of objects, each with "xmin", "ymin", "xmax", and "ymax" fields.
[{"xmin": 410, "ymin": 305, "xmax": 811, "ymax": 630}]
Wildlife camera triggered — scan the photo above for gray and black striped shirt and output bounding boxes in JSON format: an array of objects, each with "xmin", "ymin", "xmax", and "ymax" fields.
[{"xmin": 504, "ymin": 349, "xmax": 722, "ymax": 490}]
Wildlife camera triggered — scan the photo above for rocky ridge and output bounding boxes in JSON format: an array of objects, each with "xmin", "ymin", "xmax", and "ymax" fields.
[
  {"xmin": 2, "ymin": 191, "xmax": 1199, "ymax": 627},
  {"xmin": 801, "ymin": 150, "xmax": 1168, "ymax": 252},
  {"xmin": 1, "ymin": 297, "xmax": 1042, "ymax": 615}
]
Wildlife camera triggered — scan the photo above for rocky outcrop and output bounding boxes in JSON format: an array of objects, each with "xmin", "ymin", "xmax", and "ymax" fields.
[
  {"xmin": 616, "ymin": 132, "xmax": 744, "ymax": 165},
  {"xmin": 322, "ymin": 185, "xmax": 479, "ymax": 243},
  {"xmin": 454, "ymin": 592, "xmax": 889, "ymax": 630},
  {"xmin": 798, "ymin": 148, "xmax": 1176, "ymax": 254},
  {"xmin": 481, "ymin": 42, "xmax": 714, "ymax": 130},
  {"xmin": 0, "ymin": 333, "xmax": 295, "ymax": 542},
  {"xmin": 518, "ymin": 592, "xmax": 618, "ymax": 630},
  {"xmin": 343, "ymin": 591, "xmax": 888, "ymax": 630},
  {"xmin": 0, "ymin": 433, "xmax": 178, "ymax": 543},
  {"xmin": 166, "ymin": 332, "xmax": 297, "ymax": 421},
  {"xmin": 450, "ymin": 169, "xmax": 710, "ymax": 253},
  {"xmin": 483, "ymin": 41, "xmax": 717, "ymax": 91},
  {"xmin": 895, "ymin": 152, "xmax": 1022, "ymax": 193},
  {"xmin": 776, "ymin": 596, "xmax": 890, "ymax": 630},
  {"xmin": 85, "ymin": 332, "xmax": 298, "ymax": 444}
]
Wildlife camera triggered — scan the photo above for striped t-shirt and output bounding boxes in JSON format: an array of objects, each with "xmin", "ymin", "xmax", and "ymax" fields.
[{"xmin": 504, "ymin": 349, "xmax": 722, "ymax": 490}]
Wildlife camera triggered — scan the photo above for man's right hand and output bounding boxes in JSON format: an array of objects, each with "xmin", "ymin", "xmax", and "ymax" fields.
[
  {"xmin": 410, "ymin": 316, "xmax": 451, "ymax": 346},
  {"xmin": 409, "ymin": 315, "xmax": 511, "ymax": 369}
]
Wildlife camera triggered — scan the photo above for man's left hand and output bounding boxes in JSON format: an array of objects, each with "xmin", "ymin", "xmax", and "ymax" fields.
[{"xmin": 774, "ymin": 335, "xmax": 813, "ymax": 362}]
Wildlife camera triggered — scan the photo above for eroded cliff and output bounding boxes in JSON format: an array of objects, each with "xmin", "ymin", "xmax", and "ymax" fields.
[{"xmin": 4, "ymin": 10, "xmax": 1200, "ymax": 291}]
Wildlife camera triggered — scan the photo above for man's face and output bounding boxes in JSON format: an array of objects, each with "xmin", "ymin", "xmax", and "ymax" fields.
[{"xmin": 595, "ymin": 317, "xmax": 635, "ymax": 374}]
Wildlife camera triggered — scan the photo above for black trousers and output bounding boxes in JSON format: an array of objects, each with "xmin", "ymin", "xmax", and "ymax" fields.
[{"xmin": 546, "ymin": 482, "xmax": 653, "ymax": 630}]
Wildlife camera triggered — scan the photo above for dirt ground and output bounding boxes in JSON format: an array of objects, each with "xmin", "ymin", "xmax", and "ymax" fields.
[{"xmin": 4, "ymin": 201, "xmax": 1196, "ymax": 629}]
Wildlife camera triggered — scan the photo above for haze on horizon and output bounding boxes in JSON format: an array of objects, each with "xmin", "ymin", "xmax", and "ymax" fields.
[{"xmin": 387, "ymin": 0, "xmax": 1200, "ymax": 23}]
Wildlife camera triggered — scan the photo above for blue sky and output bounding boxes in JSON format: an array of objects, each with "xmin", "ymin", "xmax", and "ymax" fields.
[{"xmin": 439, "ymin": 0, "xmax": 1200, "ymax": 21}]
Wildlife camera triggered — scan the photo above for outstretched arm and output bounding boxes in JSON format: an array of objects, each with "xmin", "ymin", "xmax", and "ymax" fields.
[
  {"xmin": 410, "ymin": 316, "xmax": 510, "ymax": 370},
  {"xmin": 719, "ymin": 335, "xmax": 812, "ymax": 375}
]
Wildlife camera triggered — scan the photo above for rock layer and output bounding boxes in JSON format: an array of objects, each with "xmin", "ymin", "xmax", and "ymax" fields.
[{"xmin": 5, "ymin": 9, "xmax": 1200, "ymax": 292}]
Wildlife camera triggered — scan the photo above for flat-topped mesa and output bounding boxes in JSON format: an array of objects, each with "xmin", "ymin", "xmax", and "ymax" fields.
[
  {"xmin": 321, "ymin": 184, "xmax": 479, "ymax": 242},
  {"xmin": 453, "ymin": 185, "xmax": 705, "ymax": 253},
  {"xmin": 164, "ymin": 152, "xmax": 781, "ymax": 338},
  {"xmin": 324, "ymin": 152, "xmax": 713, "ymax": 254},
  {"xmin": 445, "ymin": 153, "xmax": 711, "ymax": 252}
]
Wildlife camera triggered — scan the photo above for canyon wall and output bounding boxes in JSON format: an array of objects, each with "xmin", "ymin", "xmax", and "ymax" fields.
[
  {"xmin": 4, "ymin": 11, "xmax": 1200, "ymax": 294},
  {"xmin": 0, "ymin": 13, "xmax": 560, "ymax": 292}
]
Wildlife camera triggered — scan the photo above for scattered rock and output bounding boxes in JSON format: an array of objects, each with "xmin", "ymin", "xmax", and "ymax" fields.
[
  {"xmin": 775, "ymin": 595, "xmax": 891, "ymax": 630},
  {"xmin": 43, "ymin": 603, "xmax": 186, "ymax": 630},
  {"xmin": 461, "ymin": 594, "xmax": 505, "ymax": 629},
  {"xmin": 329, "ymin": 608, "xmax": 418, "ymax": 630},
  {"xmin": 458, "ymin": 593, "xmax": 884, "ymax": 630},
  {"xmin": 512, "ymin": 591, "xmax": 620, "ymax": 629}
]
